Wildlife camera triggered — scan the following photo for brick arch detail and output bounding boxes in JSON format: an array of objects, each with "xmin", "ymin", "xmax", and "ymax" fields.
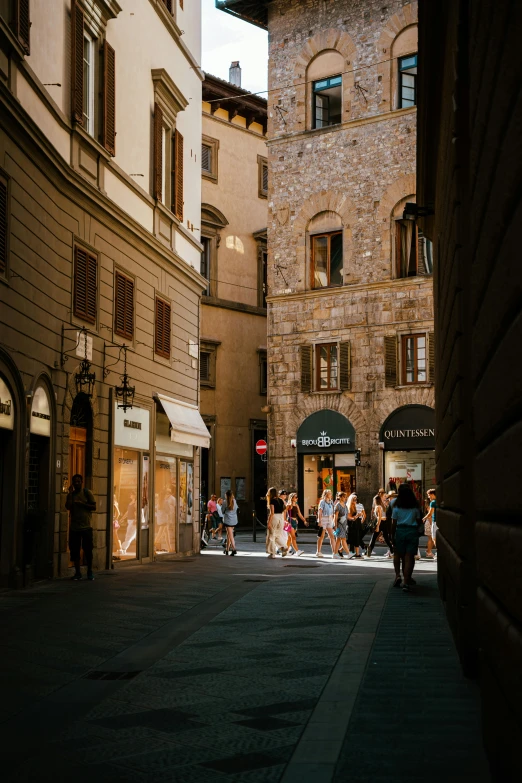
[
  {"xmin": 372, "ymin": 389, "xmax": 435, "ymax": 436},
  {"xmin": 287, "ymin": 395, "xmax": 368, "ymax": 442}
]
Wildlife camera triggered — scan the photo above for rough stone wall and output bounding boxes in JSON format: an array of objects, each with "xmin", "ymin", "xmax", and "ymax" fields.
[{"xmin": 265, "ymin": 0, "xmax": 433, "ymax": 509}]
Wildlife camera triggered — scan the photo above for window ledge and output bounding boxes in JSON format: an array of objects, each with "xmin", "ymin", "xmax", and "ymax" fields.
[
  {"xmin": 394, "ymin": 383, "xmax": 434, "ymax": 390},
  {"xmin": 200, "ymin": 381, "xmax": 215, "ymax": 389},
  {"xmin": 310, "ymin": 390, "xmax": 342, "ymax": 395}
]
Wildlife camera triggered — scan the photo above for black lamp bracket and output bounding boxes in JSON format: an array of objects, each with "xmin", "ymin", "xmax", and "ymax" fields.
[{"xmin": 59, "ymin": 325, "xmax": 92, "ymax": 368}]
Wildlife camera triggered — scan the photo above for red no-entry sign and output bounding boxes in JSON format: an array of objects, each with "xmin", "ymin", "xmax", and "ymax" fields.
[{"xmin": 255, "ymin": 439, "xmax": 267, "ymax": 456}]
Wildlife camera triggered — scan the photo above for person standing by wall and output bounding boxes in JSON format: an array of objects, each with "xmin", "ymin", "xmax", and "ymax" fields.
[
  {"xmin": 65, "ymin": 474, "xmax": 96, "ymax": 581},
  {"xmin": 423, "ymin": 488, "xmax": 437, "ymax": 560},
  {"xmin": 316, "ymin": 489, "xmax": 336, "ymax": 558},
  {"xmin": 266, "ymin": 487, "xmax": 288, "ymax": 559},
  {"xmin": 392, "ymin": 483, "xmax": 423, "ymax": 591}
]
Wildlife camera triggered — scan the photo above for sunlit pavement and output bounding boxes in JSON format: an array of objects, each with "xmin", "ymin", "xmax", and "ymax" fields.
[{"xmin": 0, "ymin": 533, "xmax": 489, "ymax": 782}]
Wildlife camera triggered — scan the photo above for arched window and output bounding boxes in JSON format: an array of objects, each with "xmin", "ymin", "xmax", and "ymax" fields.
[
  {"xmin": 308, "ymin": 211, "xmax": 343, "ymax": 289},
  {"xmin": 307, "ymin": 50, "xmax": 345, "ymax": 130},
  {"xmin": 392, "ymin": 196, "xmax": 433, "ymax": 278},
  {"xmin": 391, "ymin": 26, "xmax": 418, "ymax": 109}
]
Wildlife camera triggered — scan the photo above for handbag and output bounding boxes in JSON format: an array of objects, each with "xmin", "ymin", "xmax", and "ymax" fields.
[{"xmin": 284, "ymin": 521, "xmax": 292, "ymax": 533}]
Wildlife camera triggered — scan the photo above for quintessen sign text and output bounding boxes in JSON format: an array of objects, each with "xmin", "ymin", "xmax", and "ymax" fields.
[
  {"xmin": 383, "ymin": 428, "xmax": 435, "ymax": 439},
  {"xmin": 380, "ymin": 406, "xmax": 436, "ymax": 450}
]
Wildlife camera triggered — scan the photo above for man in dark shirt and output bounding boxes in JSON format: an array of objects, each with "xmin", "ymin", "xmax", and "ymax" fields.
[{"xmin": 65, "ymin": 474, "xmax": 96, "ymax": 581}]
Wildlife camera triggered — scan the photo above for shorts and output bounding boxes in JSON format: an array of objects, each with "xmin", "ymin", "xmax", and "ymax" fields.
[
  {"xmin": 320, "ymin": 517, "xmax": 335, "ymax": 530},
  {"xmin": 210, "ymin": 514, "xmax": 221, "ymax": 529},
  {"xmin": 394, "ymin": 526, "xmax": 419, "ymax": 555},
  {"xmin": 432, "ymin": 521, "xmax": 438, "ymax": 540},
  {"xmin": 69, "ymin": 527, "xmax": 94, "ymax": 561}
]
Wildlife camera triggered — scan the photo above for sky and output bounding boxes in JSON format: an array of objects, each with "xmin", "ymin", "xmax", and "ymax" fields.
[{"xmin": 201, "ymin": 0, "xmax": 268, "ymax": 96}]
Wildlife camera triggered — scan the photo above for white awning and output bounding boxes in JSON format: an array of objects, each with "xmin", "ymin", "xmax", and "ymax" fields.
[{"xmin": 156, "ymin": 394, "xmax": 211, "ymax": 449}]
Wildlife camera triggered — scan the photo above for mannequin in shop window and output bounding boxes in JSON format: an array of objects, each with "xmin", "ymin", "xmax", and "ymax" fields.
[
  {"xmin": 165, "ymin": 486, "xmax": 176, "ymax": 551},
  {"xmin": 154, "ymin": 492, "xmax": 168, "ymax": 553},
  {"xmin": 119, "ymin": 492, "xmax": 137, "ymax": 555},
  {"xmin": 113, "ymin": 490, "xmax": 122, "ymax": 556}
]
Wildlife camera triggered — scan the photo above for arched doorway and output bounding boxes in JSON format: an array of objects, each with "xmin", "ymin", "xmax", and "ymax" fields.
[
  {"xmin": 26, "ymin": 382, "xmax": 54, "ymax": 579},
  {"xmin": 69, "ymin": 393, "xmax": 93, "ymax": 485},
  {"xmin": 296, "ymin": 409, "xmax": 356, "ymax": 521},
  {"xmin": 380, "ymin": 405, "xmax": 435, "ymax": 503}
]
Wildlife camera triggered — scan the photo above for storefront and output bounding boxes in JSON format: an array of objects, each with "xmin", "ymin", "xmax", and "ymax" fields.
[
  {"xmin": 27, "ymin": 383, "xmax": 54, "ymax": 579},
  {"xmin": 380, "ymin": 405, "xmax": 436, "ymax": 506},
  {"xmin": 154, "ymin": 394, "xmax": 210, "ymax": 556},
  {"xmin": 297, "ymin": 409, "xmax": 357, "ymax": 519},
  {"xmin": 112, "ymin": 403, "xmax": 151, "ymax": 563}
]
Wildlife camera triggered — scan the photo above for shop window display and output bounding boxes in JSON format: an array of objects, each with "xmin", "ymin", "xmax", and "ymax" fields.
[
  {"xmin": 154, "ymin": 456, "xmax": 177, "ymax": 553},
  {"xmin": 385, "ymin": 449, "xmax": 435, "ymax": 508},
  {"xmin": 113, "ymin": 448, "xmax": 139, "ymax": 559},
  {"xmin": 303, "ymin": 454, "xmax": 356, "ymax": 519},
  {"xmin": 179, "ymin": 461, "xmax": 187, "ymax": 524}
]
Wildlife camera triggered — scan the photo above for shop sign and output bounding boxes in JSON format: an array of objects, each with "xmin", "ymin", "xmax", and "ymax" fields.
[
  {"xmin": 297, "ymin": 409, "xmax": 356, "ymax": 453},
  {"xmin": 114, "ymin": 404, "xmax": 149, "ymax": 449},
  {"xmin": 30, "ymin": 385, "xmax": 51, "ymax": 437},
  {"xmin": 0, "ymin": 377, "xmax": 14, "ymax": 431},
  {"xmin": 380, "ymin": 406, "xmax": 435, "ymax": 450},
  {"xmin": 388, "ymin": 460, "xmax": 423, "ymax": 480}
]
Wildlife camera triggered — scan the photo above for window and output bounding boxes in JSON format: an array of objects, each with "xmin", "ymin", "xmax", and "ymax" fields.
[
  {"xmin": 201, "ymin": 135, "xmax": 219, "ymax": 182},
  {"xmin": 259, "ymin": 351, "xmax": 267, "ymax": 395},
  {"xmin": 155, "ymin": 297, "xmax": 171, "ymax": 359},
  {"xmin": 73, "ymin": 246, "xmax": 97, "ymax": 324},
  {"xmin": 201, "ymin": 237, "xmax": 211, "ymax": 295},
  {"xmin": 313, "ymin": 75, "xmax": 342, "ymax": 129},
  {"xmin": 311, "ymin": 231, "xmax": 343, "ymax": 288},
  {"xmin": 0, "ymin": 174, "xmax": 8, "ymax": 277},
  {"xmin": 395, "ymin": 222, "xmax": 433, "ymax": 277},
  {"xmin": 83, "ymin": 31, "xmax": 95, "ymax": 135},
  {"xmin": 402, "ymin": 334, "xmax": 427, "ymax": 384},
  {"xmin": 200, "ymin": 351, "xmax": 211, "ymax": 382},
  {"xmin": 258, "ymin": 155, "xmax": 268, "ymax": 198},
  {"xmin": 261, "ymin": 249, "xmax": 267, "ymax": 307},
  {"xmin": 114, "ymin": 271, "xmax": 134, "ymax": 340},
  {"xmin": 11, "ymin": 0, "xmax": 31, "ymax": 54},
  {"xmin": 153, "ymin": 101, "xmax": 183, "ymax": 220},
  {"xmin": 399, "ymin": 54, "xmax": 417, "ymax": 108},
  {"xmin": 171, "ymin": 129, "xmax": 184, "ymax": 220},
  {"xmin": 316, "ymin": 344, "xmax": 338, "ymax": 391}
]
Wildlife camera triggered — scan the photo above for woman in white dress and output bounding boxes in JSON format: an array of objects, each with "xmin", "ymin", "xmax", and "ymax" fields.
[{"xmin": 266, "ymin": 487, "xmax": 289, "ymax": 558}]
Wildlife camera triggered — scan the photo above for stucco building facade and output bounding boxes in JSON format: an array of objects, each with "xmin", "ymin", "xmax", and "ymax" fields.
[
  {"xmin": 200, "ymin": 69, "xmax": 268, "ymax": 522},
  {"xmin": 0, "ymin": 0, "xmax": 207, "ymax": 586},
  {"xmin": 218, "ymin": 0, "xmax": 434, "ymax": 516}
]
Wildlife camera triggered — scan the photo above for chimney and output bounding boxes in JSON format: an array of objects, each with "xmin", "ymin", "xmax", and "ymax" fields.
[{"xmin": 229, "ymin": 61, "xmax": 241, "ymax": 88}]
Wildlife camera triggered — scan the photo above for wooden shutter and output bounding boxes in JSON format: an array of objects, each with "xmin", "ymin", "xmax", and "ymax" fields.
[
  {"xmin": 200, "ymin": 352, "xmax": 210, "ymax": 381},
  {"xmin": 12, "ymin": 0, "xmax": 31, "ymax": 54},
  {"xmin": 179, "ymin": 0, "xmax": 184, "ymax": 10},
  {"xmin": 339, "ymin": 341, "xmax": 351, "ymax": 391},
  {"xmin": 201, "ymin": 143, "xmax": 211, "ymax": 172},
  {"xmin": 0, "ymin": 178, "xmax": 7, "ymax": 275},
  {"xmin": 74, "ymin": 246, "xmax": 97, "ymax": 323},
  {"xmin": 428, "ymin": 331, "xmax": 435, "ymax": 383},
  {"xmin": 300, "ymin": 345, "xmax": 312, "ymax": 393},
  {"xmin": 262, "ymin": 163, "xmax": 268, "ymax": 193},
  {"xmin": 172, "ymin": 129, "xmax": 184, "ymax": 221},
  {"xmin": 155, "ymin": 297, "xmax": 171, "ymax": 359},
  {"xmin": 102, "ymin": 41, "xmax": 116, "ymax": 156},
  {"xmin": 161, "ymin": 0, "xmax": 173, "ymax": 11},
  {"xmin": 153, "ymin": 103, "xmax": 163, "ymax": 201},
  {"xmin": 71, "ymin": 0, "xmax": 84, "ymax": 124},
  {"xmin": 114, "ymin": 272, "xmax": 134, "ymax": 340},
  {"xmin": 384, "ymin": 335, "xmax": 397, "ymax": 387}
]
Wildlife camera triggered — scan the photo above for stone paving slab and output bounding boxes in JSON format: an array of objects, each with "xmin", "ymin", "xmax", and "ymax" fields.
[{"xmin": 0, "ymin": 537, "xmax": 489, "ymax": 782}]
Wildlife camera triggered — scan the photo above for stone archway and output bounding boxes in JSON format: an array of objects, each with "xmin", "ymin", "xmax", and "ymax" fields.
[
  {"xmin": 376, "ymin": 3, "xmax": 418, "ymax": 110},
  {"xmin": 376, "ymin": 173, "xmax": 416, "ymax": 270}
]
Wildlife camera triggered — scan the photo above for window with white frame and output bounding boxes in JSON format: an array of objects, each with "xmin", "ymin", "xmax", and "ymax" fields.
[{"xmin": 83, "ymin": 31, "xmax": 95, "ymax": 135}]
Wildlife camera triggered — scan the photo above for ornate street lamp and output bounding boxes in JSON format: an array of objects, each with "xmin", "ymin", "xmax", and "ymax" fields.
[
  {"xmin": 74, "ymin": 327, "xmax": 96, "ymax": 397},
  {"xmin": 115, "ymin": 346, "xmax": 135, "ymax": 412}
]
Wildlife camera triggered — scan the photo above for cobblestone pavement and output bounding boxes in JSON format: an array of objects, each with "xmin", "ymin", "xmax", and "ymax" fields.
[{"xmin": 0, "ymin": 535, "xmax": 490, "ymax": 782}]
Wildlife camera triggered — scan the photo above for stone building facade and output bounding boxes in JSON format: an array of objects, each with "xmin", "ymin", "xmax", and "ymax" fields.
[
  {"xmin": 0, "ymin": 0, "xmax": 207, "ymax": 586},
  {"xmin": 200, "ymin": 69, "xmax": 268, "ymax": 522},
  {"xmin": 218, "ymin": 0, "xmax": 434, "ymax": 515}
]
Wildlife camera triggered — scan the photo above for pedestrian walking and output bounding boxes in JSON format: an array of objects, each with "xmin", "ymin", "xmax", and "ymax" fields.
[
  {"xmin": 316, "ymin": 489, "xmax": 336, "ymax": 558},
  {"xmin": 333, "ymin": 492, "xmax": 350, "ymax": 559},
  {"xmin": 347, "ymin": 492, "xmax": 364, "ymax": 558},
  {"xmin": 221, "ymin": 490, "xmax": 238, "ymax": 555},
  {"xmin": 207, "ymin": 494, "xmax": 223, "ymax": 540},
  {"xmin": 423, "ymin": 488, "xmax": 437, "ymax": 559},
  {"xmin": 356, "ymin": 498, "xmax": 368, "ymax": 553},
  {"xmin": 391, "ymin": 483, "xmax": 423, "ymax": 591},
  {"xmin": 286, "ymin": 492, "xmax": 307, "ymax": 556},
  {"xmin": 65, "ymin": 474, "xmax": 97, "ymax": 581},
  {"xmin": 367, "ymin": 489, "xmax": 394, "ymax": 557},
  {"xmin": 266, "ymin": 487, "xmax": 288, "ymax": 558}
]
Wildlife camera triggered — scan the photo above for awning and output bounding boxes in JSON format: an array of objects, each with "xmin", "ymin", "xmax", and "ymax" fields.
[{"xmin": 156, "ymin": 394, "xmax": 211, "ymax": 449}]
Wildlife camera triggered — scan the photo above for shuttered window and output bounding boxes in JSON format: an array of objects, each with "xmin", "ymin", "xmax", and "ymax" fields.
[
  {"xmin": 102, "ymin": 41, "xmax": 116, "ymax": 156},
  {"xmin": 384, "ymin": 336, "xmax": 398, "ymax": 387},
  {"xmin": 300, "ymin": 345, "xmax": 312, "ymax": 393},
  {"xmin": 258, "ymin": 156, "xmax": 268, "ymax": 197},
  {"xmin": 74, "ymin": 247, "xmax": 97, "ymax": 324},
  {"xmin": 71, "ymin": 0, "xmax": 84, "ymax": 124},
  {"xmin": 11, "ymin": 0, "xmax": 30, "ymax": 54},
  {"xmin": 262, "ymin": 163, "xmax": 268, "ymax": 193},
  {"xmin": 155, "ymin": 297, "xmax": 171, "ymax": 359},
  {"xmin": 339, "ymin": 341, "xmax": 351, "ymax": 391},
  {"xmin": 200, "ymin": 351, "xmax": 210, "ymax": 382},
  {"xmin": 0, "ymin": 177, "xmax": 7, "ymax": 276},
  {"xmin": 316, "ymin": 343, "xmax": 338, "ymax": 391},
  {"xmin": 114, "ymin": 272, "xmax": 134, "ymax": 340},
  {"xmin": 428, "ymin": 331, "xmax": 435, "ymax": 383},
  {"xmin": 172, "ymin": 129, "xmax": 184, "ymax": 221},
  {"xmin": 402, "ymin": 334, "xmax": 427, "ymax": 384},
  {"xmin": 201, "ymin": 143, "xmax": 212, "ymax": 173},
  {"xmin": 153, "ymin": 103, "xmax": 163, "ymax": 201}
]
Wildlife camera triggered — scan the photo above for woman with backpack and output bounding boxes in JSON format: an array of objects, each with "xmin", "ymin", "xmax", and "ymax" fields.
[
  {"xmin": 266, "ymin": 487, "xmax": 289, "ymax": 558},
  {"xmin": 221, "ymin": 490, "xmax": 238, "ymax": 556},
  {"xmin": 391, "ymin": 483, "xmax": 423, "ymax": 591}
]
